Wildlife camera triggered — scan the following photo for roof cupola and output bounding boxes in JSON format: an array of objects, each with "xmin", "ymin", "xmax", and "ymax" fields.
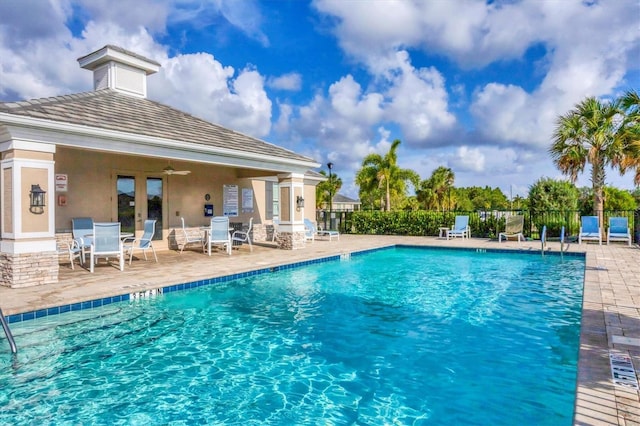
[{"xmin": 77, "ymin": 45, "xmax": 160, "ymax": 98}]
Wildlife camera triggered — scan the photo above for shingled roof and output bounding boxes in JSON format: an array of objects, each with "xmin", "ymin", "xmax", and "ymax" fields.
[{"xmin": 0, "ymin": 89, "xmax": 314, "ymax": 164}]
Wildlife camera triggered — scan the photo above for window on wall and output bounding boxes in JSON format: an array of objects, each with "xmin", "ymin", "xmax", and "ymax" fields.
[{"xmin": 266, "ymin": 182, "xmax": 279, "ymax": 219}]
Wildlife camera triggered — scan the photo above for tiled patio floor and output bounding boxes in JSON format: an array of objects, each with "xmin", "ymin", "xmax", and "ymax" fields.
[{"xmin": 1, "ymin": 234, "xmax": 638, "ymax": 425}]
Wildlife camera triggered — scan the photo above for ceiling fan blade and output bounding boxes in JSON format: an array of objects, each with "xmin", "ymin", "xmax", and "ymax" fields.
[{"xmin": 162, "ymin": 165, "xmax": 190, "ymax": 175}]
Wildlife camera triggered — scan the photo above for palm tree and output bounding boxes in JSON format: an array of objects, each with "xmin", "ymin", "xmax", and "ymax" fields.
[
  {"xmin": 356, "ymin": 139, "xmax": 419, "ymax": 211},
  {"xmin": 550, "ymin": 96, "xmax": 634, "ymax": 224},
  {"xmin": 315, "ymin": 170, "xmax": 342, "ymax": 209},
  {"xmin": 619, "ymin": 90, "xmax": 640, "ymax": 185},
  {"xmin": 418, "ymin": 166, "xmax": 455, "ymax": 211}
]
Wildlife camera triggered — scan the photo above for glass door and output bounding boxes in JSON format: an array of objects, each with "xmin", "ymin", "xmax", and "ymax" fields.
[
  {"xmin": 117, "ymin": 176, "xmax": 135, "ymax": 234},
  {"xmin": 147, "ymin": 178, "xmax": 163, "ymax": 240}
]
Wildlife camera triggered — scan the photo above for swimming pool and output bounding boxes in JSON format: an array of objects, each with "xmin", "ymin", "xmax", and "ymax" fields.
[{"xmin": 0, "ymin": 246, "xmax": 584, "ymax": 425}]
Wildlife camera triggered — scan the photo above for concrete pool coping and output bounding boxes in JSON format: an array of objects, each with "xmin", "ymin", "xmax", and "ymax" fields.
[{"xmin": 0, "ymin": 234, "xmax": 638, "ymax": 424}]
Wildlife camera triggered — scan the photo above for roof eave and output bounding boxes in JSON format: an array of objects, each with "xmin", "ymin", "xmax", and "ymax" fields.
[{"xmin": 0, "ymin": 113, "xmax": 320, "ymax": 172}]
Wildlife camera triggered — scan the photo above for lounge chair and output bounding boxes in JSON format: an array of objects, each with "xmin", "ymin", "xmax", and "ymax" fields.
[
  {"xmin": 446, "ymin": 215, "xmax": 470, "ymax": 240},
  {"xmin": 206, "ymin": 216, "xmax": 232, "ymax": 256},
  {"xmin": 498, "ymin": 215, "xmax": 524, "ymax": 243},
  {"xmin": 317, "ymin": 226, "xmax": 340, "ymax": 241},
  {"xmin": 89, "ymin": 222, "xmax": 125, "ymax": 272},
  {"xmin": 578, "ymin": 216, "xmax": 602, "ymax": 245},
  {"xmin": 72, "ymin": 217, "xmax": 94, "ymax": 263},
  {"xmin": 303, "ymin": 218, "xmax": 316, "ymax": 242},
  {"xmin": 607, "ymin": 217, "xmax": 631, "ymax": 246},
  {"xmin": 123, "ymin": 220, "xmax": 158, "ymax": 265},
  {"xmin": 231, "ymin": 217, "xmax": 253, "ymax": 251},
  {"xmin": 178, "ymin": 217, "xmax": 205, "ymax": 254}
]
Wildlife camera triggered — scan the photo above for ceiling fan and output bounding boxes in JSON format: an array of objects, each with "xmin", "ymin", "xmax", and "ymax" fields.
[{"xmin": 162, "ymin": 165, "xmax": 191, "ymax": 175}]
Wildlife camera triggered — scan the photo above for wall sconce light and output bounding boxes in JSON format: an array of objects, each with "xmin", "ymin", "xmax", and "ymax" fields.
[
  {"xmin": 29, "ymin": 184, "xmax": 46, "ymax": 214},
  {"xmin": 296, "ymin": 195, "xmax": 305, "ymax": 210}
]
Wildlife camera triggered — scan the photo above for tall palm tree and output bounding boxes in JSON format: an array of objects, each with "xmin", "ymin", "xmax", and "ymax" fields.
[
  {"xmin": 550, "ymin": 96, "xmax": 633, "ymax": 224},
  {"xmin": 356, "ymin": 139, "xmax": 419, "ymax": 211},
  {"xmin": 619, "ymin": 90, "xmax": 640, "ymax": 185}
]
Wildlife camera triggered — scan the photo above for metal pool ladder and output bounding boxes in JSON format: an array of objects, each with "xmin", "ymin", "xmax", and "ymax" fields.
[{"xmin": 0, "ymin": 307, "xmax": 17, "ymax": 354}]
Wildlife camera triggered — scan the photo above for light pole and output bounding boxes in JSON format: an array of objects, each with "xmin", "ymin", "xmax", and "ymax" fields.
[{"xmin": 327, "ymin": 162, "xmax": 333, "ymax": 230}]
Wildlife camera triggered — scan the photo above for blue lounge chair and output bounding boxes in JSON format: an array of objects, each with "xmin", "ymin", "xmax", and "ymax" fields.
[
  {"xmin": 446, "ymin": 215, "xmax": 470, "ymax": 240},
  {"xmin": 578, "ymin": 216, "xmax": 601, "ymax": 245},
  {"xmin": 607, "ymin": 217, "xmax": 631, "ymax": 246}
]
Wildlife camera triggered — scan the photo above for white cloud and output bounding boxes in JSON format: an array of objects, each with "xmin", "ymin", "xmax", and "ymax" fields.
[
  {"xmin": 150, "ymin": 54, "xmax": 272, "ymax": 137},
  {"xmin": 384, "ymin": 51, "xmax": 456, "ymax": 146},
  {"xmin": 450, "ymin": 146, "xmax": 485, "ymax": 173},
  {"xmin": 267, "ymin": 73, "xmax": 302, "ymax": 91}
]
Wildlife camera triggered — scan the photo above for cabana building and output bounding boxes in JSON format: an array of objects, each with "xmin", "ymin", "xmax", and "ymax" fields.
[{"xmin": 0, "ymin": 45, "xmax": 321, "ymax": 288}]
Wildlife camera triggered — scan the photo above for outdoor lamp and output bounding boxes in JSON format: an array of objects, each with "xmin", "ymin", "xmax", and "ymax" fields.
[
  {"xmin": 29, "ymin": 184, "xmax": 46, "ymax": 214},
  {"xmin": 296, "ymin": 195, "xmax": 305, "ymax": 210}
]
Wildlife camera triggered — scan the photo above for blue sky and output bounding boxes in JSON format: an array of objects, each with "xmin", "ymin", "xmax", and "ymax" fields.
[{"xmin": 1, "ymin": 0, "xmax": 639, "ymax": 199}]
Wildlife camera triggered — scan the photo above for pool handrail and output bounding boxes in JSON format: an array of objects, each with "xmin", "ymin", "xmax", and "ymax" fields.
[
  {"xmin": 541, "ymin": 225, "xmax": 547, "ymax": 256},
  {"xmin": 0, "ymin": 307, "xmax": 17, "ymax": 354}
]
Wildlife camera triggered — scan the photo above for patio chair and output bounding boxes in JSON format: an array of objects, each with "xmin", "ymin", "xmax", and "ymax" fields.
[
  {"xmin": 272, "ymin": 218, "xmax": 279, "ymax": 242},
  {"xmin": 123, "ymin": 220, "xmax": 159, "ymax": 265},
  {"xmin": 231, "ymin": 217, "xmax": 253, "ymax": 252},
  {"xmin": 446, "ymin": 215, "xmax": 470, "ymax": 240},
  {"xmin": 317, "ymin": 227, "xmax": 340, "ymax": 241},
  {"xmin": 89, "ymin": 222, "xmax": 125, "ymax": 273},
  {"xmin": 206, "ymin": 216, "xmax": 232, "ymax": 256},
  {"xmin": 57, "ymin": 238, "xmax": 83, "ymax": 270},
  {"xmin": 607, "ymin": 217, "xmax": 631, "ymax": 246},
  {"xmin": 303, "ymin": 218, "xmax": 316, "ymax": 242},
  {"xmin": 498, "ymin": 215, "xmax": 524, "ymax": 243},
  {"xmin": 578, "ymin": 216, "xmax": 602, "ymax": 245},
  {"xmin": 72, "ymin": 217, "xmax": 94, "ymax": 263},
  {"xmin": 179, "ymin": 217, "xmax": 205, "ymax": 254}
]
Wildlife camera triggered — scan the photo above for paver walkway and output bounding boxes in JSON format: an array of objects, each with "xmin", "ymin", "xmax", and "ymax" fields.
[{"xmin": 1, "ymin": 234, "xmax": 638, "ymax": 425}]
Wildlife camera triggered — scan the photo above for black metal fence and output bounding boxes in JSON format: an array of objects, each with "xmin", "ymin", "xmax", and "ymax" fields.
[{"xmin": 316, "ymin": 209, "xmax": 640, "ymax": 243}]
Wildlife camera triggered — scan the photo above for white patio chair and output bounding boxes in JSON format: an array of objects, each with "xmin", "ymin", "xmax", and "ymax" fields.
[
  {"xmin": 231, "ymin": 217, "xmax": 253, "ymax": 252},
  {"xmin": 179, "ymin": 217, "xmax": 205, "ymax": 254},
  {"xmin": 89, "ymin": 222, "xmax": 125, "ymax": 273},
  {"xmin": 446, "ymin": 215, "xmax": 470, "ymax": 240},
  {"xmin": 272, "ymin": 217, "xmax": 279, "ymax": 242},
  {"xmin": 303, "ymin": 218, "xmax": 316, "ymax": 243},
  {"xmin": 123, "ymin": 219, "xmax": 159, "ymax": 265},
  {"xmin": 57, "ymin": 238, "xmax": 83, "ymax": 270},
  {"xmin": 206, "ymin": 216, "xmax": 232, "ymax": 256}
]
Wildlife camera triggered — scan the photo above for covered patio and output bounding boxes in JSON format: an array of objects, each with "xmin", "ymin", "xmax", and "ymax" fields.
[{"xmin": 1, "ymin": 45, "xmax": 322, "ymax": 288}]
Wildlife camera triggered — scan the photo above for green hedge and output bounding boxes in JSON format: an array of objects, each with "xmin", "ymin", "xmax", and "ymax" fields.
[
  {"xmin": 341, "ymin": 210, "xmax": 636, "ymax": 240},
  {"xmin": 350, "ymin": 211, "xmax": 500, "ymax": 237}
]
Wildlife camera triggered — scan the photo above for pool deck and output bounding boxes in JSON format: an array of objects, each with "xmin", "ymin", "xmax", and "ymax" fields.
[{"xmin": 1, "ymin": 234, "xmax": 639, "ymax": 425}]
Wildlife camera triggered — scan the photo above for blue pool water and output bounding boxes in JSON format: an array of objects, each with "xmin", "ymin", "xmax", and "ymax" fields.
[{"xmin": 0, "ymin": 247, "xmax": 584, "ymax": 425}]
